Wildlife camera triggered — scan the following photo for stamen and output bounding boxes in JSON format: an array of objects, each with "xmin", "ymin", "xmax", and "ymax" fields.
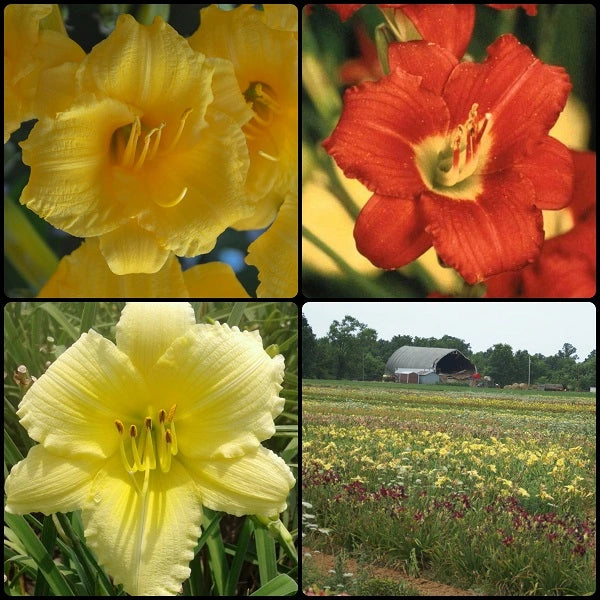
[
  {"xmin": 115, "ymin": 420, "xmax": 134, "ymax": 473},
  {"xmin": 134, "ymin": 126, "xmax": 164, "ymax": 171},
  {"xmin": 121, "ymin": 117, "xmax": 141, "ymax": 168},
  {"xmin": 130, "ymin": 424, "xmax": 142, "ymax": 471},
  {"xmin": 170, "ymin": 420, "xmax": 178, "ymax": 456},
  {"xmin": 258, "ymin": 150, "xmax": 279, "ymax": 162},
  {"xmin": 144, "ymin": 417, "xmax": 156, "ymax": 469},
  {"xmin": 167, "ymin": 404, "xmax": 177, "ymax": 423},
  {"xmin": 161, "ymin": 429, "xmax": 173, "ymax": 473},
  {"xmin": 166, "ymin": 108, "xmax": 193, "ymax": 153},
  {"xmin": 147, "ymin": 122, "xmax": 165, "ymax": 161}
]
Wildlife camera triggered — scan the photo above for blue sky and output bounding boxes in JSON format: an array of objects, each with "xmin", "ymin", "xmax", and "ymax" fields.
[{"xmin": 302, "ymin": 302, "xmax": 596, "ymax": 360}]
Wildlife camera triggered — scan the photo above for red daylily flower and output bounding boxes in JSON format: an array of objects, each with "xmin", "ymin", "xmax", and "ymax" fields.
[
  {"xmin": 484, "ymin": 151, "xmax": 596, "ymax": 297},
  {"xmin": 323, "ymin": 35, "xmax": 573, "ymax": 284}
]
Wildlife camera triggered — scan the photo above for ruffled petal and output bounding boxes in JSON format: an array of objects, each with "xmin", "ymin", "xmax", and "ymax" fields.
[
  {"xmin": 116, "ymin": 302, "xmax": 196, "ymax": 380},
  {"xmin": 354, "ymin": 194, "xmax": 432, "ymax": 269},
  {"xmin": 246, "ymin": 190, "xmax": 298, "ymax": 298},
  {"xmin": 17, "ymin": 330, "xmax": 145, "ymax": 458},
  {"xmin": 149, "ymin": 322, "xmax": 285, "ymax": 459},
  {"xmin": 98, "ymin": 220, "xmax": 171, "ymax": 275},
  {"xmin": 19, "ymin": 97, "xmax": 136, "ymax": 236},
  {"xmin": 399, "ymin": 4, "xmax": 475, "ymax": 59},
  {"xmin": 422, "ymin": 170, "xmax": 543, "ymax": 284},
  {"xmin": 5, "ymin": 445, "xmax": 99, "ymax": 515},
  {"xmin": 182, "ymin": 262, "xmax": 250, "ymax": 298},
  {"xmin": 37, "ymin": 239, "xmax": 190, "ymax": 298},
  {"xmin": 182, "ymin": 446, "xmax": 295, "ymax": 517},
  {"xmin": 515, "ymin": 136, "xmax": 573, "ymax": 210},
  {"xmin": 388, "ymin": 40, "xmax": 459, "ymax": 96},
  {"xmin": 83, "ymin": 455, "xmax": 202, "ymax": 596},
  {"xmin": 324, "ymin": 69, "xmax": 449, "ymax": 197},
  {"xmin": 442, "ymin": 35, "xmax": 571, "ymax": 170}
]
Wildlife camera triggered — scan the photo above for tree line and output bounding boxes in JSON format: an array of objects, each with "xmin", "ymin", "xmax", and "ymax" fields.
[{"xmin": 302, "ymin": 314, "xmax": 596, "ymax": 390}]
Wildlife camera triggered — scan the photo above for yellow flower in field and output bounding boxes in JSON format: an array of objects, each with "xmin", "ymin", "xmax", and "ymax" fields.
[
  {"xmin": 4, "ymin": 4, "xmax": 85, "ymax": 142},
  {"xmin": 5, "ymin": 303, "xmax": 294, "ymax": 596},
  {"xmin": 517, "ymin": 487, "xmax": 530, "ymax": 498},
  {"xmin": 489, "ymin": 464, "xmax": 497, "ymax": 473},
  {"xmin": 246, "ymin": 188, "xmax": 298, "ymax": 297},
  {"xmin": 434, "ymin": 475, "xmax": 450, "ymax": 487},
  {"xmin": 19, "ymin": 14, "xmax": 252, "ymax": 275},
  {"xmin": 37, "ymin": 239, "xmax": 250, "ymax": 298},
  {"xmin": 188, "ymin": 4, "xmax": 298, "ymax": 230}
]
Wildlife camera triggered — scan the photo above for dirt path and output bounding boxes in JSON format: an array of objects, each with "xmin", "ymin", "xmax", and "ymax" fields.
[{"xmin": 303, "ymin": 547, "xmax": 477, "ymax": 596}]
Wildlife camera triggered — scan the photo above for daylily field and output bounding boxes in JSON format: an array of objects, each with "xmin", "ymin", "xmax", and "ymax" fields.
[{"xmin": 302, "ymin": 381, "xmax": 596, "ymax": 595}]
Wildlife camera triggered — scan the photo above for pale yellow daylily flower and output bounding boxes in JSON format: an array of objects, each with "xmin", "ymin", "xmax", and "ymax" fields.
[
  {"xmin": 5, "ymin": 303, "xmax": 295, "ymax": 595},
  {"xmin": 19, "ymin": 14, "xmax": 252, "ymax": 275},
  {"xmin": 4, "ymin": 4, "xmax": 85, "ymax": 142},
  {"xmin": 37, "ymin": 238, "xmax": 250, "ymax": 298},
  {"xmin": 246, "ymin": 188, "xmax": 298, "ymax": 297},
  {"xmin": 189, "ymin": 4, "xmax": 298, "ymax": 230}
]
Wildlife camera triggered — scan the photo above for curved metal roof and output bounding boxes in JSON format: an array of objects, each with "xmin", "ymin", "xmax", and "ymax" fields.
[{"xmin": 385, "ymin": 346, "xmax": 474, "ymax": 374}]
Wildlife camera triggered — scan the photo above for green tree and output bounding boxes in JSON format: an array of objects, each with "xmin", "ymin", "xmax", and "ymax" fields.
[
  {"xmin": 488, "ymin": 344, "xmax": 516, "ymax": 387},
  {"xmin": 327, "ymin": 315, "xmax": 370, "ymax": 379},
  {"xmin": 301, "ymin": 313, "xmax": 317, "ymax": 378}
]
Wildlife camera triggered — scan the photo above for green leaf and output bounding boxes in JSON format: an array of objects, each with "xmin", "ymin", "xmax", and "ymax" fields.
[
  {"xmin": 225, "ymin": 517, "xmax": 254, "ymax": 595},
  {"xmin": 36, "ymin": 303, "xmax": 79, "ymax": 342},
  {"xmin": 79, "ymin": 302, "xmax": 98, "ymax": 336},
  {"xmin": 203, "ymin": 508, "xmax": 229, "ymax": 595},
  {"xmin": 227, "ymin": 302, "xmax": 248, "ymax": 327},
  {"xmin": 253, "ymin": 521, "xmax": 277, "ymax": 586},
  {"xmin": 249, "ymin": 573, "xmax": 297, "ymax": 596},
  {"xmin": 4, "ymin": 512, "xmax": 74, "ymax": 596}
]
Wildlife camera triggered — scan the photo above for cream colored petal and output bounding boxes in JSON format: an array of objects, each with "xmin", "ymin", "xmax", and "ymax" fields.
[
  {"xmin": 137, "ymin": 112, "xmax": 251, "ymax": 257},
  {"xmin": 19, "ymin": 97, "xmax": 136, "ymax": 236},
  {"xmin": 17, "ymin": 329, "xmax": 146, "ymax": 459},
  {"xmin": 116, "ymin": 302, "xmax": 196, "ymax": 379},
  {"xmin": 182, "ymin": 446, "xmax": 295, "ymax": 517},
  {"xmin": 99, "ymin": 221, "xmax": 171, "ymax": 275},
  {"xmin": 78, "ymin": 14, "xmax": 214, "ymax": 132},
  {"xmin": 5, "ymin": 445, "xmax": 101, "ymax": 515},
  {"xmin": 246, "ymin": 190, "xmax": 298, "ymax": 297},
  {"xmin": 83, "ymin": 455, "xmax": 202, "ymax": 596},
  {"xmin": 182, "ymin": 262, "xmax": 250, "ymax": 298},
  {"xmin": 38, "ymin": 239, "xmax": 190, "ymax": 299},
  {"xmin": 149, "ymin": 322, "xmax": 285, "ymax": 459}
]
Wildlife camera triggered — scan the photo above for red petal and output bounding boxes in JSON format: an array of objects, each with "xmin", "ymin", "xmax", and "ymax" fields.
[
  {"xmin": 487, "ymin": 4, "xmax": 538, "ymax": 16},
  {"xmin": 325, "ymin": 4, "xmax": 366, "ymax": 20},
  {"xmin": 442, "ymin": 35, "xmax": 571, "ymax": 170},
  {"xmin": 388, "ymin": 41, "xmax": 458, "ymax": 96},
  {"xmin": 515, "ymin": 136, "xmax": 573, "ymax": 210},
  {"xmin": 422, "ymin": 170, "xmax": 543, "ymax": 284},
  {"xmin": 400, "ymin": 4, "xmax": 476, "ymax": 59},
  {"xmin": 354, "ymin": 194, "xmax": 432, "ymax": 269},
  {"xmin": 569, "ymin": 151, "xmax": 596, "ymax": 223},
  {"xmin": 323, "ymin": 69, "xmax": 449, "ymax": 197}
]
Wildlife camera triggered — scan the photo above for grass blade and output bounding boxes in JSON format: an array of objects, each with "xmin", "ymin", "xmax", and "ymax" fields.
[{"xmin": 249, "ymin": 573, "xmax": 297, "ymax": 596}]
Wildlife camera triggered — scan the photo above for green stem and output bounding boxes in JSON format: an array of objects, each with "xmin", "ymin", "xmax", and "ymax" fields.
[
  {"xmin": 319, "ymin": 153, "xmax": 361, "ymax": 220},
  {"xmin": 4, "ymin": 196, "xmax": 59, "ymax": 293},
  {"xmin": 302, "ymin": 225, "xmax": 389, "ymax": 296},
  {"xmin": 136, "ymin": 4, "xmax": 170, "ymax": 25}
]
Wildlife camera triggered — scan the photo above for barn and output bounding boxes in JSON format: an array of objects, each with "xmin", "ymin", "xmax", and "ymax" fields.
[{"xmin": 385, "ymin": 346, "xmax": 477, "ymax": 384}]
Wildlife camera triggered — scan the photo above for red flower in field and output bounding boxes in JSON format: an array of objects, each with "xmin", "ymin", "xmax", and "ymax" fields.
[
  {"xmin": 323, "ymin": 35, "xmax": 572, "ymax": 284},
  {"xmin": 484, "ymin": 151, "xmax": 596, "ymax": 297},
  {"xmin": 413, "ymin": 510, "xmax": 424, "ymax": 522}
]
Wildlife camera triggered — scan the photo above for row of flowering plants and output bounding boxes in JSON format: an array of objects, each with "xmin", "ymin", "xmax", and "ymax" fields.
[
  {"xmin": 302, "ymin": 4, "xmax": 595, "ymax": 297},
  {"xmin": 5, "ymin": 4, "xmax": 298, "ymax": 298}
]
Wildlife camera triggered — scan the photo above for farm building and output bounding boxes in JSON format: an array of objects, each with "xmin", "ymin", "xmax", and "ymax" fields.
[{"xmin": 385, "ymin": 346, "xmax": 477, "ymax": 384}]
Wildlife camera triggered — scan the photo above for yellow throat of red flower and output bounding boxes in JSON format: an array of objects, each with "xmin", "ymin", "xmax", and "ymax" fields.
[
  {"xmin": 114, "ymin": 404, "xmax": 178, "ymax": 496},
  {"xmin": 415, "ymin": 102, "xmax": 492, "ymax": 200}
]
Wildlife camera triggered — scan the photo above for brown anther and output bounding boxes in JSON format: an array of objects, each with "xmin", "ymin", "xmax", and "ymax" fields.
[
  {"xmin": 159, "ymin": 409, "xmax": 166, "ymax": 424},
  {"xmin": 115, "ymin": 420, "xmax": 124, "ymax": 434},
  {"xmin": 166, "ymin": 430, "xmax": 172, "ymax": 444},
  {"xmin": 145, "ymin": 416, "xmax": 152, "ymax": 430},
  {"xmin": 167, "ymin": 404, "xmax": 177, "ymax": 423},
  {"xmin": 130, "ymin": 424, "xmax": 137, "ymax": 438}
]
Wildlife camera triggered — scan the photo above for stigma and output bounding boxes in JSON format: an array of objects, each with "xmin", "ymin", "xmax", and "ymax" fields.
[
  {"xmin": 114, "ymin": 404, "xmax": 178, "ymax": 496},
  {"xmin": 435, "ymin": 103, "xmax": 491, "ymax": 188},
  {"xmin": 243, "ymin": 81, "xmax": 281, "ymax": 162}
]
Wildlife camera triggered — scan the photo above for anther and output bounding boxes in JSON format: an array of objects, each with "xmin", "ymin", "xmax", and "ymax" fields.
[
  {"xmin": 115, "ymin": 420, "xmax": 124, "ymax": 434},
  {"xmin": 159, "ymin": 409, "xmax": 166, "ymax": 424},
  {"xmin": 121, "ymin": 117, "xmax": 141, "ymax": 168},
  {"xmin": 167, "ymin": 404, "xmax": 177, "ymax": 423}
]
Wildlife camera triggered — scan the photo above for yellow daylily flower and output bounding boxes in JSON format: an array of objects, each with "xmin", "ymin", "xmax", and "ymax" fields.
[
  {"xmin": 4, "ymin": 4, "xmax": 85, "ymax": 142},
  {"xmin": 246, "ymin": 188, "xmax": 298, "ymax": 297},
  {"xmin": 37, "ymin": 238, "xmax": 250, "ymax": 298},
  {"xmin": 189, "ymin": 4, "xmax": 298, "ymax": 230},
  {"xmin": 19, "ymin": 14, "xmax": 252, "ymax": 275},
  {"xmin": 5, "ymin": 303, "xmax": 295, "ymax": 596}
]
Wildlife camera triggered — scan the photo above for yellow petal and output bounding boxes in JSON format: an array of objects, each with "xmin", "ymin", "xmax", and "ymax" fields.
[
  {"xmin": 116, "ymin": 302, "xmax": 196, "ymax": 379},
  {"xmin": 246, "ymin": 189, "xmax": 298, "ymax": 297},
  {"xmin": 136, "ymin": 112, "xmax": 251, "ymax": 257},
  {"xmin": 78, "ymin": 14, "xmax": 214, "ymax": 132},
  {"xmin": 99, "ymin": 220, "xmax": 171, "ymax": 275},
  {"xmin": 38, "ymin": 239, "xmax": 190, "ymax": 298},
  {"xmin": 17, "ymin": 329, "xmax": 145, "ymax": 459},
  {"xmin": 261, "ymin": 4, "xmax": 298, "ymax": 33},
  {"xmin": 83, "ymin": 455, "xmax": 202, "ymax": 596},
  {"xmin": 5, "ymin": 445, "xmax": 100, "ymax": 515},
  {"xmin": 20, "ymin": 97, "xmax": 137, "ymax": 236},
  {"xmin": 150, "ymin": 322, "xmax": 285, "ymax": 458},
  {"xmin": 182, "ymin": 262, "xmax": 250, "ymax": 298},
  {"xmin": 182, "ymin": 446, "xmax": 295, "ymax": 517}
]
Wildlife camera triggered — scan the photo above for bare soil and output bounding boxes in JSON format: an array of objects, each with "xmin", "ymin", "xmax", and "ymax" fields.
[{"xmin": 303, "ymin": 546, "xmax": 477, "ymax": 596}]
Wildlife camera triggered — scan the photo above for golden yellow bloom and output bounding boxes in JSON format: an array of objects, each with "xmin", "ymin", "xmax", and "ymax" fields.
[
  {"xmin": 246, "ymin": 188, "xmax": 298, "ymax": 297},
  {"xmin": 189, "ymin": 4, "xmax": 298, "ymax": 230},
  {"xmin": 37, "ymin": 239, "xmax": 249, "ymax": 298},
  {"xmin": 5, "ymin": 303, "xmax": 294, "ymax": 595},
  {"xmin": 4, "ymin": 4, "xmax": 85, "ymax": 143},
  {"xmin": 20, "ymin": 14, "xmax": 252, "ymax": 274}
]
